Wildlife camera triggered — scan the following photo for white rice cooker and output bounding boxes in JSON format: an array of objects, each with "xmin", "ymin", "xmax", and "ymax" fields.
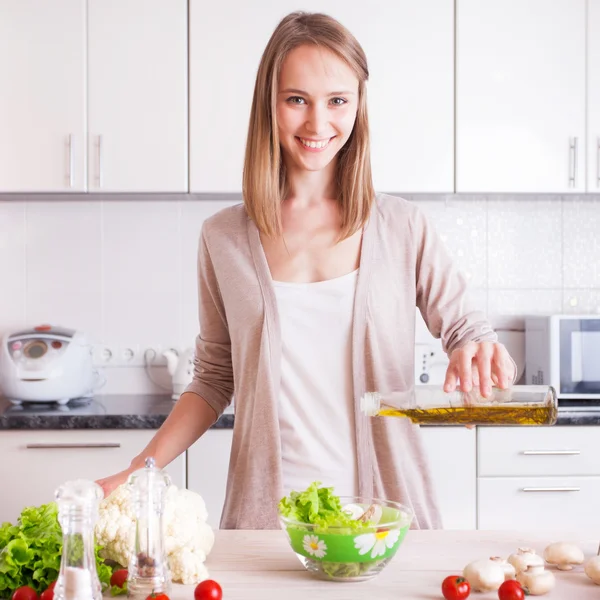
[{"xmin": 0, "ymin": 325, "xmax": 103, "ymax": 405}]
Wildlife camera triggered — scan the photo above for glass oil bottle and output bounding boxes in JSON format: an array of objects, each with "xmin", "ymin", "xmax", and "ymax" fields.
[{"xmin": 360, "ymin": 384, "xmax": 558, "ymax": 426}]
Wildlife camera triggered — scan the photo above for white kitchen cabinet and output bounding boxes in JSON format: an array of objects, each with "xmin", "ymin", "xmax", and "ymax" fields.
[
  {"xmin": 588, "ymin": 0, "xmax": 600, "ymax": 192},
  {"xmin": 478, "ymin": 426, "xmax": 600, "ymax": 477},
  {"xmin": 187, "ymin": 429, "xmax": 233, "ymax": 529},
  {"xmin": 477, "ymin": 426, "xmax": 600, "ymax": 531},
  {"xmin": 0, "ymin": 430, "xmax": 185, "ymax": 525},
  {"xmin": 0, "ymin": 0, "xmax": 86, "ymax": 192},
  {"xmin": 87, "ymin": 0, "xmax": 188, "ymax": 192},
  {"xmin": 419, "ymin": 427, "xmax": 477, "ymax": 530},
  {"xmin": 189, "ymin": 0, "xmax": 454, "ymax": 193},
  {"xmin": 456, "ymin": 0, "xmax": 586, "ymax": 193},
  {"xmin": 478, "ymin": 476, "xmax": 600, "ymax": 532}
]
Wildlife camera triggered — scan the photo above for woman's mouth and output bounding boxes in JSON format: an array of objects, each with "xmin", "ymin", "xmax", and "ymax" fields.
[{"xmin": 296, "ymin": 136, "xmax": 335, "ymax": 152}]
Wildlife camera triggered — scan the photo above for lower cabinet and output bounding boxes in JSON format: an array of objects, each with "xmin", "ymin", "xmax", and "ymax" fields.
[
  {"xmin": 478, "ymin": 475, "xmax": 600, "ymax": 531},
  {"xmin": 477, "ymin": 426, "xmax": 600, "ymax": 532},
  {"xmin": 187, "ymin": 429, "xmax": 233, "ymax": 529},
  {"xmin": 0, "ymin": 430, "xmax": 186, "ymax": 524},
  {"xmin": 420, "ymin": 427, "xmax": 477, "ymax": 530}
]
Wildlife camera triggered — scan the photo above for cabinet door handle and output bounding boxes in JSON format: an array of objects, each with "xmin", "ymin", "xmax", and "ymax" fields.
[
  {"xmin": 66, "ymin": 134, "xmax": 74, "ymax": 188},
  {"xmin": 26, "ymin": 442, "xmax": 121, "ymax": 449},
  {"xmin": 96, "ymin": 135, "xmax": 103, "ymax": 188},
  {"xmin": 522, "ymin": 450, "xmax": 580, "ymax": 456},
  {"xmin": 569, "ymin": 137, "xmax": 578, "ymax": 187},
  {"xmin": 522, "ymin": 486, "xmax": 581, "ymax": 493}
]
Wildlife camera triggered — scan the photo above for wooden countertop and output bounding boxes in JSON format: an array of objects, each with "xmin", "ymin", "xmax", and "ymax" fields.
[{"xmin": 165, "ymin": 529, "xmax": 600, "ymax": 599}]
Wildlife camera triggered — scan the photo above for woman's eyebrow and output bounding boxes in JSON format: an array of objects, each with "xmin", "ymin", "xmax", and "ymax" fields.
[{"xmin": 278, "ymin": 88, "xmax": 356, "ymax": 96}]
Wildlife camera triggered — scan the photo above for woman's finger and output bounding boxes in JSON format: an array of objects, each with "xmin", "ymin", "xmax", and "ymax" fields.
[
  {"xmin": 458, "ymin": 345, "xmax": 475, "ymax": 392},
  {"xmin": 491, "ymin": 344, "xmax": 513, "ymax": 389},
  {"xmin": 444, "ymin": 364, "xmax": 459, "ymax": 393},
  {"xmin": 476, "ymin": 342, "xmax": 494, "ymax": 397}
]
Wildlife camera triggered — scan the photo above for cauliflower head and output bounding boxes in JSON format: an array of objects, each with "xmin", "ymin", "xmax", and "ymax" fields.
[{"xmin": 95, "ymin": 484, "xmax": 215, "ymax": 584}]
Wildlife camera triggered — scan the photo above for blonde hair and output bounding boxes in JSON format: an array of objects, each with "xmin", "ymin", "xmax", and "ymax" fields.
[{"xmin": 242, "ymin": 11, "xmax": 375, "ymax": 240}]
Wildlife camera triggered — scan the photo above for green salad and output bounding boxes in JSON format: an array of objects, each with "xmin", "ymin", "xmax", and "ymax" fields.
[
  {"xmin": 278, "ymin": 481, "xmax": 375, "ymax": 533},
  {"xmin": 278, "ymin": 481, "xmax": 393, "ymax": 580}
]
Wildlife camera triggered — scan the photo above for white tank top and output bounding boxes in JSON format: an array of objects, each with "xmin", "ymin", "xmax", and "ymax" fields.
[{"xmin": 273, "ymin": 269, "xmax": 359, "ymax": 498}]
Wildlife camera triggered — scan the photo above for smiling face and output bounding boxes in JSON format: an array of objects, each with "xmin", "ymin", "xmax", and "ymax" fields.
[{"xmin": 276, "ymin": 44, "xmax": 360, "ymax": 175}]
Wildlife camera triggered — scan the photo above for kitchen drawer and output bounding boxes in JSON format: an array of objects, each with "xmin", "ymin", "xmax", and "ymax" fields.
[
  {"xmin": 478, "ymin": 426, "xmax": 600, "ymax": 477},
  {"xmin": 478, "ymin": 476, "xmax": 600, "ymax": 532},
  {"xmin": 0, "ymin": 430, "xmax": 185, "ymax": 524}
]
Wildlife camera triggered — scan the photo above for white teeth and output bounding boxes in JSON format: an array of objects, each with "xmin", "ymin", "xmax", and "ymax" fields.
[{"xmin": 299, "ymin": 137, "xmax": 330, "ymax": 149}]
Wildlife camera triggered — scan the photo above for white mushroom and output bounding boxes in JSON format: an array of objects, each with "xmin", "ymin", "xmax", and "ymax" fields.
[
  {"xmin": 584, "ymin": 555, "xmax": 600, "ymax": 585},
  {"xmin": 463, "ymin": 558, "xmax": 505, "ymax": 592},
  {"xmin": 517, "ymin": 564, "xmax": 555, "ymax": 595},
  {"xmin": 490, "ymin": 556, "xmax": 516, "ymax": 580},
  {"xmin": 543, "ymin": 542, "xmax": 584, "ymax": 570},
  {"xmin": 507, "ymin": 548, "xmax": 545, "ymax": 574},
  {"xmin": 358, "ymin": 503, "xmax": 383, "ymax": 524}
]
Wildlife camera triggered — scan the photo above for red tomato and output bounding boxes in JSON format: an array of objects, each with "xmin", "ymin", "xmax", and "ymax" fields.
[
  {"xmin": 498, "ymin": 580, "xmax": 525, "ymax": 600},
  {"xmin": 194, "ymin": 579, "xmax": 223, "ymax": 600},
  {"xmin": 145, "ymin": 594, "xmax": 169, "ymax": 600},
  {"xmin": 441, "ymin": 575, "xmax": 471, "ymax": 600},
  {"xmin": 110, "ymin": 569, "xmax": 129, "ymax": 588},
  {"xmin": 12, "ymin": 586, "xmax": 39, "ymax": 600}
]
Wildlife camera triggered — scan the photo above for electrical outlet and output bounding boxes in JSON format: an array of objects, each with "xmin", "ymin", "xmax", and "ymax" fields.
[{"xmin": 92, "ymin": 344, "xmax": 179, "ymax": 368}]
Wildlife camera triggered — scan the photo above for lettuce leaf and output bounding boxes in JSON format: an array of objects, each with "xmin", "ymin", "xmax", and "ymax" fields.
[
  {"xmin": 278, "ymin": 481, "xmax": 373, "ymax": 533},
  {"xmin": 0, "ymin": 503, "xmax": 112, "ymax": 598}
]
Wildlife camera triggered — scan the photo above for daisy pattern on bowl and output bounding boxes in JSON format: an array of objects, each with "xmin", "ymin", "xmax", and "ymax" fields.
[
  {"xmin": 302, "ymin": 534, "xmax": 327, "ymax": 558},
  {"xmin": 354, "ymin": 529, "xmax": 401, "ymax": 559}
]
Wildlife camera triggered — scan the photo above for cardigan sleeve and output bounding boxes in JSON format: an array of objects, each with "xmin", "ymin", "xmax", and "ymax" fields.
[
  {"xmin": 413, "ymin": 207, "xmax": 498, "ymax": 356},
  {"xmin": 184, "ymin": 223, "xmax": 234, "ymax": 417}
]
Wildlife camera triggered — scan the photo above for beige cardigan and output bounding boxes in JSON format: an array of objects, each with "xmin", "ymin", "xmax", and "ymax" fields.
[{"xmin": 185, "ymin": 194, "xmax": 497, "ymax": 530}]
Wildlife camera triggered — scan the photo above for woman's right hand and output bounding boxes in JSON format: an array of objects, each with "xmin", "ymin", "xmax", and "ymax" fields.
[{"xmin": 95, "ymin": 468, "xmax": 132, "ymax": 499}]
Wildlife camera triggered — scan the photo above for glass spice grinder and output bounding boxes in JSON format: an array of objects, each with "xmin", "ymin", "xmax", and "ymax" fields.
[
  {"xmin": 54, "ymin": 479, "xmax": 104, "ymax": 600},
  {"xmin": 126, "ymin": 457, "xmax": 172, "ymax": 600}
]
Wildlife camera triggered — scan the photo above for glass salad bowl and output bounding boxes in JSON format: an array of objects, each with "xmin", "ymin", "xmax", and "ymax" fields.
[{"xmin": 278, "ymin": 496, "xmax": 414, "ymax": 582}]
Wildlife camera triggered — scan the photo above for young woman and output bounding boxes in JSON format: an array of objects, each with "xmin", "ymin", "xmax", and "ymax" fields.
[{"xmin": 97, "ymin": 11, "xmax": 515, "ymax": 529}]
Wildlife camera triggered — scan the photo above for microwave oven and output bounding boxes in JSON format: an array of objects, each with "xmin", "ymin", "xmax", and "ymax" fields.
[{"xmin": 525, "ymin": 315, "xmax": 600, "ymax": 399}]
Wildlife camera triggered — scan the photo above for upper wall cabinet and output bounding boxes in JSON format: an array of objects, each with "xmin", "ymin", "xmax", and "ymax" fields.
[
  {"xmin": 87, "ymin": 0, "xmax": 188, "ymax": 193},
  {"xmin": 589, "ymin": 0, "xmax": 600, "ymax": 192},
  {"xmin": 0, "ymin": 0, "xmax": 86, "ymax": 192},
  {"xmin": 189, "ymin": 0, "xmax": 454, "ymax": 194},
  {"xmin": 456, "ymin": 0, "xmax": 586, "ymax": 193},
  {"xmin": 0, "ymin": 0, "xmax": 187, "ymax": 193}
]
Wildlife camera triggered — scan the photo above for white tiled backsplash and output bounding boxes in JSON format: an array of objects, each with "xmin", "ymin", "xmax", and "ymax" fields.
[{"xmin": 0, "ymin": 194, "xmax": 598, "ymax": 393}]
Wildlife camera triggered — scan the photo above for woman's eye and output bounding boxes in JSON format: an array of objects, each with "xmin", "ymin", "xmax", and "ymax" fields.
[
  {"xmin": 330, "ymin": 97, "xmax": 347, "ymax": 106},
  {"xmin": 287, "ymin": 96, "xmax": 305, "ymax": 105}
]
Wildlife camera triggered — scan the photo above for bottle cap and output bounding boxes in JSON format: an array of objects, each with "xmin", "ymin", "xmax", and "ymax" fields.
[{"xmin": 360, "ymin": 392, "xmax": 381, "ymax": 416}]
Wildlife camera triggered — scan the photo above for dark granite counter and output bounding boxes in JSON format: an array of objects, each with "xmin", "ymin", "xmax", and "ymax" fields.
[
  {"xmin": 0, "ymin": 394, "xmax": 235, "ymax": 430},
  {"xmin": 0, "ymin": 394, "xmax": 598, "ymax": 429}
]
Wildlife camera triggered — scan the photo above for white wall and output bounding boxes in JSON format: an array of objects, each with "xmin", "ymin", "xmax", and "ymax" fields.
[{"xmin": 0, "ymin": 194, "xmax": 598, "ymax": 393}]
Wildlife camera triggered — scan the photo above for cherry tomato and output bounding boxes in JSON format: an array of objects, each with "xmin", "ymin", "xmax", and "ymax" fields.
[
  {"xmin": 145, "ymin": 594, "xmax": 169, "ymax": 600},
  {"xmin": 40, "ymin": 581, "xmax": 56, "ymax": 600},
  {"xmin": 110, "ymin": 569, "xmax": 128, "ymax": 588},
  {"xmin": 194, "ymin": 579, "xmax": 223, "ymax": 600},
  {"xmin": 498, "ymin": 580, "xmax": 525, "ymax": 600},
  {"xmin": 441, "ymin": 575, "xmax": 471, "ymax": 600},
  {"xmin": 12, "ymin": 586, "xmax": 39, "ymax": 600}
]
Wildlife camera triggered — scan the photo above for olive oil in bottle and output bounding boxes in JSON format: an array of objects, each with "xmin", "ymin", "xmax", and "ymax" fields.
[{"xmin": 360, "ymin": 385, "xmax": 558, "ymax": 426}]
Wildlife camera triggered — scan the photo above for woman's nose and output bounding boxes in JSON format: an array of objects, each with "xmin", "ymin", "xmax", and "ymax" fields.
[{"xmin": 305, "ymin": 104, "xmax": 329, "ymax": 136}]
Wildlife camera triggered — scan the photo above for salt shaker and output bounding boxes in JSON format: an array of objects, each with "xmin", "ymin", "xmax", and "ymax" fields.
[
  {"xmin": 360, "ymin": 384, "xmax": 558, "ymax": 426},
  {"xmin": 54, "ymin": 479, "xmax": 104, "ymax": 600},
  {"xmin": 127, "ymin": 457, "xmax": 172, "ymax": 600}
]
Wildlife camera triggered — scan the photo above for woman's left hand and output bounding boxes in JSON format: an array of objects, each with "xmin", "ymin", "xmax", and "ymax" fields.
[{"xmin": 443, "ymin": 341, "xmax": 516, "ymax": 398}]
